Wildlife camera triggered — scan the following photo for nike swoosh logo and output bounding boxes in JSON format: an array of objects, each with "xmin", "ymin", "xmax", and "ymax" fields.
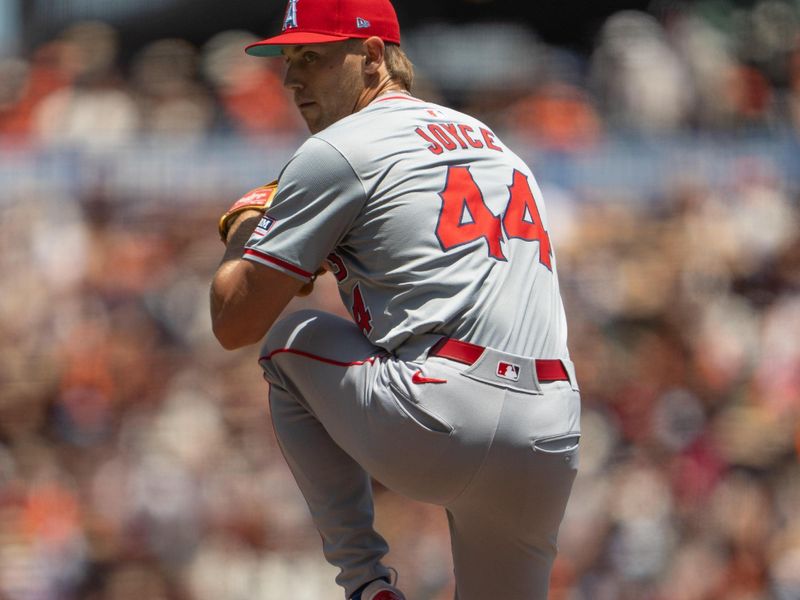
[{"xmin": 411, "ymin": 370, "xmax": 447, "ymax": 385}]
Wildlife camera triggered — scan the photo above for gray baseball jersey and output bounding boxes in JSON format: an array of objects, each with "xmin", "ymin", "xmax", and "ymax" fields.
[
  {"xmin": 243, "ymin": 94, "xmax": 570, "ymax": 360},
  {"xmin": 247, "ymin": 93, "xmax": 580, "ymax": 600}
]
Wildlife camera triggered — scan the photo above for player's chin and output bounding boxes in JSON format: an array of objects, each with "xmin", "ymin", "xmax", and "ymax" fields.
[
  {"xmin": 299, "ymin": 109, "xmax": 323, "ymax": 134},
  {"xmin": 305, "ymin": 120, "xmax": 323, "ymax": 134}
]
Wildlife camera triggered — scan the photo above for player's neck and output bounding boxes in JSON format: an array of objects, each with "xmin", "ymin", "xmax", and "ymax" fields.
[{"xmin": 353, "ymin": 74, "xmax": 408, "ymax": 113}]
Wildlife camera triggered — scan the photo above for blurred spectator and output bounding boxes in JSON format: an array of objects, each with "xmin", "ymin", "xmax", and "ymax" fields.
[
  {"xmin": 504, "ymin": 81, "xmax": 602, "ymax": 151},
  {"xmin": 590, "ymin": 11, "xmax": 693, "ymax": 132},
  {"xmin": 726, "ymin": 63, "xmax": 775, "ymax": 127},
  {"xmin": 32, "ymin": 22, "xmax": 140, "ymax": 148},
  {"xmin": 789, "ymin": 40, "xmax": 800, "ymax": 131},
  {"xmin": 0, "ymin": 40, "xmax": 75, "ymax": 137},
  {"xmin": 0, "ymin": 58, "xmax": 29, "ymax": 134},
  {"xmin": 500, "ymin": 47, "xmax": 602, "ymax": 150},
  {"xmin": 202, "ymin": 30, "xmax": 301, "ymax": 136},
  {"xmin": 130, "ymin": 38, "xmax": 212, "ymax": 140}
]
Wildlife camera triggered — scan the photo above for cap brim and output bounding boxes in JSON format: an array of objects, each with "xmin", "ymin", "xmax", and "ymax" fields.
[{"xmin": 245, "ymin": 31, "xmax": 352, "ymax": 57}]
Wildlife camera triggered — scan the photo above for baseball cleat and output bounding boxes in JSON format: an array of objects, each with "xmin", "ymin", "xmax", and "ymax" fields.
[
  {"xmin": 371, "ymin": 593, "xmax": 404, "ymax": 600},
  {"xmin": 360, "ymin": 578, "xmax": 407, "ymax": 600}
]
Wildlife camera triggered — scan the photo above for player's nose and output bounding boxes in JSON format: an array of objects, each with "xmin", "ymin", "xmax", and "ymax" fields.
[{"xmin": 283, "ymin": 63, "xmax": 303, "ymax": 92}]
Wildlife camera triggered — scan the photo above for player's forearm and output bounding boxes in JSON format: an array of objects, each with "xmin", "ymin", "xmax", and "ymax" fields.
[
  {"xmin": 211, "ymin": 212, "xmax": 264, "ymax": 349},
  {"xmin": 210, "ymin": 213, "xmax": 302, "ymax": 350},
  {"xmin": 220, "ymin": 211, "xmax": 262, "ymax": 264},
  {"xmin": 210, "ymin": 263, "xmax": 262, "ymax": 349}
]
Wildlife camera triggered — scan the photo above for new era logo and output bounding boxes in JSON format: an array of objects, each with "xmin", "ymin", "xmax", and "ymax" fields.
[
  {"xmin": 356, "ymin": 17, "xmax": 371, "ymax": 28},
  {"xmin": 497, "ymin": 361, "xmax": 520, "ymax": 382}
]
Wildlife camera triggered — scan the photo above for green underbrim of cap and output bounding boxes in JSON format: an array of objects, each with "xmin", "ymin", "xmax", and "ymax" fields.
[
  {"xmin": 245, "ymin": 45, "xmax": 284, "ymax": 57},
  {"xmin": 245, "ymin": 32, "xmax": 353, "ymax": 58}
]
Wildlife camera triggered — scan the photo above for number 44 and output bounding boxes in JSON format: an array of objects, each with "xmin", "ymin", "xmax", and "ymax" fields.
[{"xmin": 435, "ymin": 166, "xmax": 552, "ymax": 270}]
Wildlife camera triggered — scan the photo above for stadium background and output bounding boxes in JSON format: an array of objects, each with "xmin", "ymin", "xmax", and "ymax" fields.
[{"xmin": 1, "ymin": 0, "xmax": 800, "ymax": 598}]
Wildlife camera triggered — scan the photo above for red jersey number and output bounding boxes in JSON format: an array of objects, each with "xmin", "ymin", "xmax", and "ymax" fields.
[
  {"xmin": 436, "ymin": 166, "xmax": 505, "ymax": 260},
  {"xmin": 351, "ymin": 284, "xmax": 373, "ymax": 336},
  {"xmin": 503, "ymin": 169, "xmax": 552, "ymax": 270},
  {"xmin": 435, "ymin": 166, "xmax": 552, "ymax": 270}
]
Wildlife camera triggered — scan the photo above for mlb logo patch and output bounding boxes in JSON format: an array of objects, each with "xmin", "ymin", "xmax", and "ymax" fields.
[
  {"xmin": 253, "ymin": 215, "xmax": 276, "ymax": 238},
  {"xmin": 496, "ymin": 361, "xmax": 520, "ymax": 382}
]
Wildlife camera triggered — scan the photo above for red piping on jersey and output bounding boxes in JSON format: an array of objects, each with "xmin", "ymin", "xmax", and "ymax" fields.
[
  {"xmin": 261, "ymin": 348, "xmax": 381, "ymax": 367},
  {"xmin": 243, "ymin": 249, "xmax": 312, "ymax": 279},
  {"xmin": 373, "ymin": 95, "xmax": 424, "ymax": 103}
]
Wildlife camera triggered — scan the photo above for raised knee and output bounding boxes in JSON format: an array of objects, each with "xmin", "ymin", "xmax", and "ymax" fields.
[{"xmin": 260, "ymin": 309, "xmax": 328, "ymax": 358}]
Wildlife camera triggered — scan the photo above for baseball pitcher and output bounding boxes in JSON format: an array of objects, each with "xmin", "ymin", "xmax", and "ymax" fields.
[{"xmin": 210, "ymin": 1, "xmax": 581, "ymax": 598}]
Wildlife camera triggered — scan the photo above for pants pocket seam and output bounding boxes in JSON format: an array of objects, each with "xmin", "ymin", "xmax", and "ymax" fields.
[
  {"xmin": 387, "ymin": 381, "xmax": 454, "ymax": 435},
  {"xmin": 532, "ymin": 432, "xmax": 581, "ymax": 454}
]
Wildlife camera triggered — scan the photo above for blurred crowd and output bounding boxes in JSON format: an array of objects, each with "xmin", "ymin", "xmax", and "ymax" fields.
[
  {"xmin": 0, "ymin": 23, "xmax": 303, "ymax": 146},
  {"xmin": 1, "ymin": 1, "xmax": 800, "ymax": 599},
  {"xmin": 2, "ymin": 1, "xmax": 800, "ymax": 146}
]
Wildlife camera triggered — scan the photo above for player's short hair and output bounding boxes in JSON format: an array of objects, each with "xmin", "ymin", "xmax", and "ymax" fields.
[
  {"xmin": 346, "ymin": 38, "xmax": 414, "ymax": 92},
  {"xmin": 384, "ymin": 44, "xmax": 414, "ymax": 91}
]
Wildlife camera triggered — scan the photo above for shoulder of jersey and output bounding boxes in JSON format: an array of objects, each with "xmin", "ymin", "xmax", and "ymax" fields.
[
  {"xmin": 376, "ymin": 97, "xmax": 490, "ymax": 132},
  {"xmin": 367, "ymin": 95, "xmax": 458, "ymax": 120},
  {"xmin": 316, "ymin": 96, "xmax": 474, "ymax": 145}
]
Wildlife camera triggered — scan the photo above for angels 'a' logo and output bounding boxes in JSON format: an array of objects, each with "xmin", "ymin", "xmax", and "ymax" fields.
[
  {"xmin": 282, "ymin": 0, "xmax": 299, "ymax": 30},
  {"xmin": 496, "ymin": 361, "xmax": 520, "ymax": 382}
]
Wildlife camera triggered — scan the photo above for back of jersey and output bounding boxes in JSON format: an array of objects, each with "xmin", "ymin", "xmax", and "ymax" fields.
[{"xmin": 318, "ymin": 95, "xmax": 570, "ymax": 360}]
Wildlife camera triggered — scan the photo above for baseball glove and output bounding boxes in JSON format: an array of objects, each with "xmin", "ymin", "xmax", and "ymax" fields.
[
  {"xmin": 218, "ymin": 180, "xmax": 278, "ymax": 243},
  {"xmin": 219, "ymin": 180, "xmax": 326, "ymax": 297}
]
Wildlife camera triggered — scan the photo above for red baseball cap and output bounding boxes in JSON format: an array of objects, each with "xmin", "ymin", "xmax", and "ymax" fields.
[{"xmin": 246, "ymin": 0, "xmax": 401, "ymax": 57}]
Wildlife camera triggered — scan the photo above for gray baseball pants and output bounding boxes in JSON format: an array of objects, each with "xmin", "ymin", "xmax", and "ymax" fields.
[{"xmin": 259, "ymin": 310, "xmax": 580, "ymax": 600}]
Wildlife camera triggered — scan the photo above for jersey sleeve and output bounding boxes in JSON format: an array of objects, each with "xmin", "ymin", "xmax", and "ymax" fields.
[{"xmin": 242, "ymin": 137, "xmax": 366, "ymax": 282}]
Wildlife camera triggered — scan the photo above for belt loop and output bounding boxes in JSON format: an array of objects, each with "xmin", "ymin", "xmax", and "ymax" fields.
[
  {"xmin": 428, "ymin": 336, "xmax": 447, "ymax": 357},
  {"xmin": 419, "ymin": 335, "xmax": 448, "ymax": 362},
  {"xmin": 561, "ymin": 359, "xmax": 580, "ymax": 392},
  {"xmin": 394, "ymin": 334, "xmax": 448, "ymax": 363}
]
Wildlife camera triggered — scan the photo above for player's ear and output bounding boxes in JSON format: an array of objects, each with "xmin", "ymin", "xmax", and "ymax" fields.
[{"xmin": 362, "ymin": 36, "xmax": 385, "ymax": 75}]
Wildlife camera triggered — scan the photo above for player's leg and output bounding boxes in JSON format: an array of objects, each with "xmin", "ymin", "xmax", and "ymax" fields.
[
  {"xmin": 260, "ymin": 310, "xmax": 476, "ymax": 598},
  {"xmin": 261, "ymin": 312, "xmax": 485, "ymax": 502},
  {"xmin": 260, "ymin": 310, "xmax": 393, "ymax": 598},
  {"xmin": 445, "ymin": 384, "xmax": 580, "ymax": 600}
]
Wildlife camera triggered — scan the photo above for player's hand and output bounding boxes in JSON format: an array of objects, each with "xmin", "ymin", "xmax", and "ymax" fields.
[{"xmin": 218, "ymin": 180, "xmax": 278, "ymax": 243}]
